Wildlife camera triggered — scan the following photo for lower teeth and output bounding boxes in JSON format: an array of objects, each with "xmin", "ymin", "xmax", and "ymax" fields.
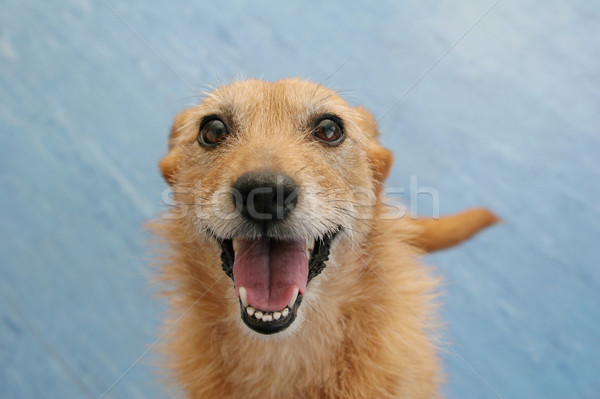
[{"xmin": 246, "ymin": 306, "xmax": 290, "ymax": 322}]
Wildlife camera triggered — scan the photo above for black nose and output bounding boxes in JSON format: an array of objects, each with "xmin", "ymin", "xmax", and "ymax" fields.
[{"xmin": 232, "ymin": 172, "xmax": 298, "ymax": 222}]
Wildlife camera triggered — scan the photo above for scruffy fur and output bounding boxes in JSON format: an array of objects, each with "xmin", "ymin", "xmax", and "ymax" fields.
[{"xmin": 152, "ymin": 78, "xmax": 497, "ymax": 398}]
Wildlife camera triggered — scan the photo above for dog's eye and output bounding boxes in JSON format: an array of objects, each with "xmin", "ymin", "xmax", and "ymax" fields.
[
  {"xmin": 313, "ymin": 117, "xmax": 344, "ymax": 145},
  {"xmin": 198, "ymin": 117, "xmax": 228, "ymax": 147}
]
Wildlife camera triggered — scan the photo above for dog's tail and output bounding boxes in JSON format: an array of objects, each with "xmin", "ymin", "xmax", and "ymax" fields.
[{"xmin": 410, "ymin": 207, "xmax": 500, "ymax": 252}]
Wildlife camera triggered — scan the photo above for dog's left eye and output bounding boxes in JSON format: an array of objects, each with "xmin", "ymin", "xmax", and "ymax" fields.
[
  {"xmin": 313, "ymin": 117, "xmax": 344, "ymax": 145},
  {"xmin": 198, "ymin": 117, "xmax": 229, "ymax": 147}
]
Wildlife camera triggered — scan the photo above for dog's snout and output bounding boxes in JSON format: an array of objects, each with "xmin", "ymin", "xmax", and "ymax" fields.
[{"xmin": 233, "ymin": 172, "xmax": 298, "ymax": 222}]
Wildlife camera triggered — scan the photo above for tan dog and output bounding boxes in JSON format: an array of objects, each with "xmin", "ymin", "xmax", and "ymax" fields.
[{"xmin": 152, "ymin": 78, "xmax": 497, "ymax": 398}]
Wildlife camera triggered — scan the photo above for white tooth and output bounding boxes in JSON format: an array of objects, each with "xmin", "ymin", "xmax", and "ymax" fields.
[
  {"xmin": 246, "ymin": 306, "xmax": 255, "ymax": 316},
  {"xmin": 255, "ymin": 311, "xmax": 263, "ymax": 319},
  {"xmin": 239, "ymin": 287, "xmax": 249, "ymax": 308},
  {"xmin": 281, "ymin": 308, "xmax": 289, "ymax": 317},
  {"xmin": 232, "ymin": 238, "xmax": 238, "ymax": 254},
  {"xmin": 262, "ymin": 314, "xmax": 273, "ymax": 322},
  {"xmin": 273, "ymin": 311, "xmax": 281, "ymax": 320},
  {"xmin": 288, "ymin": 287, "xmax": 299, "ymax": 309},
  {"xmin": 306, "ymin": 239, "xmax": 314, "ymax": 258}
]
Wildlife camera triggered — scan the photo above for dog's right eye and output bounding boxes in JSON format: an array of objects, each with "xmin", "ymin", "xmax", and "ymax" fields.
[
  {"xmin": 198, "ymin": 117, "xmax": 228, "ymax": 147},
  {"xmin": 313, "ymin": 116, "xmax": 344, "ymax": 145}
]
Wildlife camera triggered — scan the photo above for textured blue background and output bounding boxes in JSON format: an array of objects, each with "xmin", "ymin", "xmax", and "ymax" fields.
[{"xmin": 1, "ymin": 1, "xmax": 599, "ymax": 398}]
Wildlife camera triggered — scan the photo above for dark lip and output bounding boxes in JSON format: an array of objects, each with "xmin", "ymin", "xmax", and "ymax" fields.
[
  {"xmin": 240, "ymin": 295, "xmax": 303, "ymax": 335},
  {"xmin": 217, "ymin": 229, "xmax": 340, "ymax": 334}
]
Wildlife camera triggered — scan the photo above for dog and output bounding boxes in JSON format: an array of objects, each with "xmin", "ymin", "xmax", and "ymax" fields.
[{"xmin": 152, "ymin": 78, "xmax": 497, "ymax": 398}]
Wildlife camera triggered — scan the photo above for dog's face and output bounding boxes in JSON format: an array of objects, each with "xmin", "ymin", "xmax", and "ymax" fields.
[{"xmin": 161, "ymin": 79, "xmax": 392, "ymax": 335}]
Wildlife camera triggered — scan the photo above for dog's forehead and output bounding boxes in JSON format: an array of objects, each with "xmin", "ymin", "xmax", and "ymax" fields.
[{"xmin": 200, "ymin": 79, "xmax": 350, "ymax": 124}]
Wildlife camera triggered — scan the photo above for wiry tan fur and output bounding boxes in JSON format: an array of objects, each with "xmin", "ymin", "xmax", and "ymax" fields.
[{"xmin": 151, "ymin": 78, "xmax": 497, "ymax": 398}]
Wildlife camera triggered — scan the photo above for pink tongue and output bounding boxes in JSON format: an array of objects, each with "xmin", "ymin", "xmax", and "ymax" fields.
[{"xmin": 233, "ymin": 237, "xmax": 308, "ymax": 311}]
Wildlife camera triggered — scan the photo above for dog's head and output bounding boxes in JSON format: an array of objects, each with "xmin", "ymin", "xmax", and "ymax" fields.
[{"xmin": 160, "ymin": 79, "xmax": 392, "ymax": 335}]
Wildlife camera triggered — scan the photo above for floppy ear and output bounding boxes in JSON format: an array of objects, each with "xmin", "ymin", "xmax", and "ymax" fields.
[
  {"xmin": 159, "ymin": 108, "xmax": 195, "ymax": 186},
  {"xmin": 410, "ymin": 207, "xmax": 500, "ymax": 252},
  {"xmin": 353, "ymin": 106, "xmax": 393, "ymax": 184}
]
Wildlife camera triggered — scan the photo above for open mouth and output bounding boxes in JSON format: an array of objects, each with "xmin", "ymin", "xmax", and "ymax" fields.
[{"xmin": 219, "ymin": 231, "xmax": 338, "ymax": 334}]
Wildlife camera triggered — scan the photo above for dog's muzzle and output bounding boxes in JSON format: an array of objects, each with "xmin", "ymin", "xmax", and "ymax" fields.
[{"xmin": 215, "ymin": 171, "xmax": 338, "ymax": 335}]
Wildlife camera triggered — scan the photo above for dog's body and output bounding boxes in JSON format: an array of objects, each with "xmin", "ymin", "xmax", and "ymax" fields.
[{"xmin": 153, "ymin": 79, "xmax": 496, "ymax": 398}]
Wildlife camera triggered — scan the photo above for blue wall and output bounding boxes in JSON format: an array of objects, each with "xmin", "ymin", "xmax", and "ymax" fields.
[{"xmin": 1, "ymin": 1, "xmax": 598, "ymax": 398}]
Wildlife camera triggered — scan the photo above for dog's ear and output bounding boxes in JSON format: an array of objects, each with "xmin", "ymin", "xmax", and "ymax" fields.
[
  {"xmin": 368, "ymin": 145, "xmax": 394, "ymax": 183},
  {"xmin": 159, "ymin": 108, "xmax": 195, "ymax": 186},
  {"xmin": 354, "ymin": 106, "xmax": 393, "ymax": 184}
]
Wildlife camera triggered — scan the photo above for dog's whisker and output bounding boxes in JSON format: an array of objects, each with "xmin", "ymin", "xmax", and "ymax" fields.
[{"xmin": 303, "ymin": 301, "xmax": 320, "ymax": 315}]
